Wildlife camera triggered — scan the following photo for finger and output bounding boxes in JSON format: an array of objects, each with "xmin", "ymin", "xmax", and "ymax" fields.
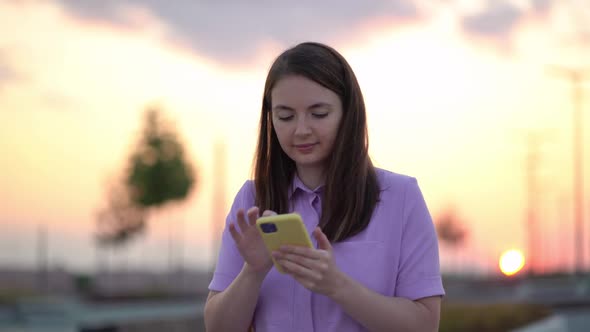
[
  {"xmin": 236, "ymin": 209, "xmax": 249, "ymax": 233},
  {"xmin": 280, "ymin": 245, "xmax": 327, "ymax": 260},
  {"xmin": 261, "ymin": 210, "xmax": 277, "ymax": 217},
  {"xmin": 289, "ymin": 273, "xmax": 317, "ymax": 291},
  {"xmin": 246, "ymin": 206, "xmax": 260, "ymax": 226},
  {"xmin": 275, "ymin": 251, "xmax": 328, "ymax": 272},
  {"xmin": 314, "ymin": 227, "xmax": 332, "ymax": 252},
  {"xmin": 254, "ymin": 209, "xmax": 276, "ymax": 226},
  {"xmin": 278, "ymin": 259, "xmax": 322, "ymax": 280},
  {"xmin": 229, "ymin": 223, "xmax": 241, "ymax": 244}
]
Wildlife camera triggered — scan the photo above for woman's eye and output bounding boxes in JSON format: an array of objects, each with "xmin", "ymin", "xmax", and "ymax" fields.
[
  {"xmin": 312, "ymin": 113, "xmax": 328, "ymax": 119},
  {"xmin": 278, "ymin": 115, "xmax": 294, "ymax": 121}
]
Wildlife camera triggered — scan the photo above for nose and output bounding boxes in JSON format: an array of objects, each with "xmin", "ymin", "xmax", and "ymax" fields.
[{"xmin": 294, "ymin": 115, "xmax": 312, "ymax": 136}]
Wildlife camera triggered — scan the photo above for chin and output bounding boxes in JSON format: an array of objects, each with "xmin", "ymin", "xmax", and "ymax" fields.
[
  {"xmin": 286, "ymin": 150, "xmax": 327, "ymax": 167},
  {"xmin": 293, "ymin": 158, "xmax": 326, "ymax": 169}
]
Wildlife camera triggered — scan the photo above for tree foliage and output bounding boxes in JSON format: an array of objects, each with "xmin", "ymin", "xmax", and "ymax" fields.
[
  {"xmin": 96, "ymin": 181, "xmax": 146, "ymax": 246},
  {"xmin": 96, "ymin": 107, "xmax": 195, "ymax": 246},
  {"xmin": 126, "ymin": 109, "xmax": 195, "ymax": 208},
  {"xmin": 436, "ymin": 208, "xmax": 468, "ymax": 248}
]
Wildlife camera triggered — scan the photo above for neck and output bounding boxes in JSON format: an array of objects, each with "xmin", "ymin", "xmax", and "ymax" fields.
[{"xmin": 296, "ymin": 164, "xmax": 326, "ymax": 190}]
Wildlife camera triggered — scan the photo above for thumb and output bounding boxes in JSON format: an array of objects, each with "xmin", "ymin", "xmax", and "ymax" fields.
[
  {"xmin": 262, "ymin": 210, "xmax": 277, "ymax": 217},
  {"xmin": 313, "ymin": 227, "xmax": 332, "ymax": 251}
]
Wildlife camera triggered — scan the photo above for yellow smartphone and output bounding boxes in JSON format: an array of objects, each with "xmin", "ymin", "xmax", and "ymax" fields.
[{"xmin": 256, "ymin": 213, "xmax": 313, "ymax": 273}]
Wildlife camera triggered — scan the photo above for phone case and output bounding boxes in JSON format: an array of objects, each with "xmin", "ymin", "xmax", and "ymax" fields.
[{"xmin": 256, "ymin": 213, "xmax": 313, "ymax": 274}]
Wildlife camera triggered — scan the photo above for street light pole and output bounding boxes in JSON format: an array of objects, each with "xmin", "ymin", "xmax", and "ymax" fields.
[
  {"xmin": 573, "ymin": 72, "xmax": 585, "ymax": 274},
  {"xmin": 548, "ymin": 67, "xmax": 589, "ymax": 274}
]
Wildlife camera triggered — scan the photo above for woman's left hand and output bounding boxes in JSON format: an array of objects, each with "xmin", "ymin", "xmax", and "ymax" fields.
[{"xmin": 273, "ymin": 227, "xmax": 346, "ymax": 297}]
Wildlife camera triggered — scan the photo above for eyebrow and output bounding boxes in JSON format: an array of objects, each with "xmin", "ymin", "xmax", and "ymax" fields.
[{"xmin": 272, "ymin": 102, "xmax": 332, "ymax": 111}]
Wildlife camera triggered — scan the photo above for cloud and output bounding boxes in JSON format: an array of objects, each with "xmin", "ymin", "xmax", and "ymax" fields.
[
  {"xmin": 461, "ymin": 0, "xmax": 554, "ymax": 41},
  {"xmin": 54, "ymin": 0, "xmax": 568, "ymax": 61},
  {"xmin": 55, "ymin": 0, "xmax": 420, "ymax": 64},
  {"xmin": 462, "ymin": 2, "xmax": 523, "ymax": 39},
  {"xmin": 0, "ymin": 46, "xmax": 74, "ymax": 111},
  {"xmin": 531, "ymin": 0, "xmax": 552, "ymax": 13}
]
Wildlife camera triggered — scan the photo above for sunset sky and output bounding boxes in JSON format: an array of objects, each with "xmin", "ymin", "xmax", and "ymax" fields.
[{"xmin": 1, "ymin": 0, "xmax": 589, "ymax": 275}]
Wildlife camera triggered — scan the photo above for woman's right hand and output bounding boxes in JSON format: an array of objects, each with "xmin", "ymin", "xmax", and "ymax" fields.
[{"xmin": 229, "ymin": 207, "xmax": 275, "ymax": 275}]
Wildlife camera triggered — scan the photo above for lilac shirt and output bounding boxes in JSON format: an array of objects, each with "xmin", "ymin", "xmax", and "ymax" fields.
[{"xmin": 209, "ymin": 168, "xmax": 445, "ymax": 331}]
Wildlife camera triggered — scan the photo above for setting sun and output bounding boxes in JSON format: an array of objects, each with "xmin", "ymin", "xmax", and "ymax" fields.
[{"xmin": 499, "ymin": 249, "xmax": 526, "ymax": 276}]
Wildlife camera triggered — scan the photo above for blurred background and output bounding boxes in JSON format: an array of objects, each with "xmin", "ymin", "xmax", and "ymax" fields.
[{"xmin": 1, "ymin": 0, "xmax": 589, "ymax": 331}]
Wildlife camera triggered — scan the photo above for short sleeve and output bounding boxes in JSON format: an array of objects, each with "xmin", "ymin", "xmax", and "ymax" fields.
[
  {"xmin": 208, "ymin": 180, "xmax": 256, "ymax": 291},
  {"xmin": 395, "ymin": 178, "xmax": 445, "ymax": 300}
]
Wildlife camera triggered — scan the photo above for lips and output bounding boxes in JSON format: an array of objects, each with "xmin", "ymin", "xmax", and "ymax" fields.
[
  {"xmin": 294, "ymin": 143, "xmax": 317, "ymax": 153},
  {"xmin": 295, "ymin": 143, "xmax": 316, "ymax": 148}
]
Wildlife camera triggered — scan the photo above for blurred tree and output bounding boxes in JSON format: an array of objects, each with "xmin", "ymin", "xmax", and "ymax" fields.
[
  {"xmin": 435, "ymin": 207, "xmax": 468, "ymax": 275},
  {"xmin": 127, "ymin": 108, "xmax": 195, "ymax": 208},
  {"xmin": 96, "ymin": 181, "xmax": 146, "ymax": 246},
  {"xmin": 96, "ymin": 107, "xmax": 196, "ymax": 246}
]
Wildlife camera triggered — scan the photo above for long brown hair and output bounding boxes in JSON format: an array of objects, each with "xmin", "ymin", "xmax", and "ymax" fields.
[{"xmin": 254, "ymin": 42, "xmax": 379, "ymax": 242}]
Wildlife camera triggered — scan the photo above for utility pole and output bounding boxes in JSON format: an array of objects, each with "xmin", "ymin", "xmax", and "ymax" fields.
[
  {"xmin": 526, "ymin": 134, "xmax": 539, "ymax": 275},
  {"xmin": 37, "ymin": 224, "xmax": 48, "ymax": 293},
  {"xmin": 178, "ymin": 213, "xmax": 185, "ymax": 288},
  {"xmin": 547, "ymin": 66, "xmax": 589, "ymax": 274},
  {"xmin": 524, "ymin": 132, "xmax": 551, "ymax": 275}
]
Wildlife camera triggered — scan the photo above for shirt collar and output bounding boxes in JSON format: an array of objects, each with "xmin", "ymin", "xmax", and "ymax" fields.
[{"xmin": 289, "ymin": 172, "xmax": 324, "ymax": 199}]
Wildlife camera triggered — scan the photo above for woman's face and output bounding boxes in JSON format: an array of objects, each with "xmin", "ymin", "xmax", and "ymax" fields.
[{"xmin": 270, "ymin": 75, "xmax": 343, "ymax": 172}]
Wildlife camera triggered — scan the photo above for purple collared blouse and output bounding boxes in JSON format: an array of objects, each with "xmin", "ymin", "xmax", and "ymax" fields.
[{"xmin": 209, "ymin": 168, "xmax": 445, "ymax": 331}]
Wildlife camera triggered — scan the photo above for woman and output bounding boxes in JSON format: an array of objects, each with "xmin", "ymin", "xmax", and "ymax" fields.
[{"xmin": 204, "ymin": 42, "xmax": 444, "ymax": 331}]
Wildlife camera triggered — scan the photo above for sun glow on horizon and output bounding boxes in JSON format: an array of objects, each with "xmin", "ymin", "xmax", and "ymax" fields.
[{"xmin": 499, "ymin": 249, "xmax": 526, "ymax": 276}]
